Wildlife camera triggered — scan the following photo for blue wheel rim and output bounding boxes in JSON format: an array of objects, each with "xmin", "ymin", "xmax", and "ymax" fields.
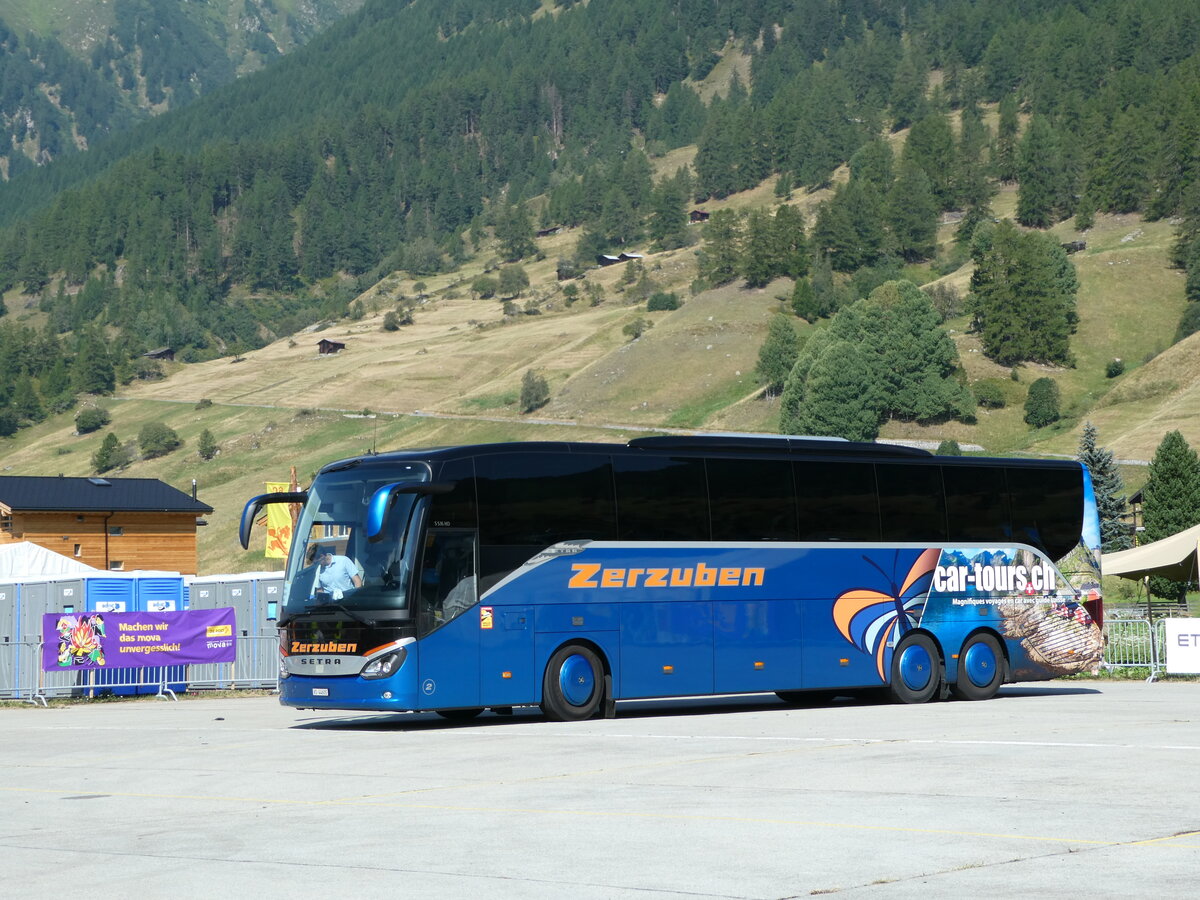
[
  {"xmin": 558, "ymin": 654, "xmax": 595, "ymax": 707},
  {"xmin": 898, "ymin": 643, "xmax": 933, "ymax": 692},
  {"xmin": 963, "ymin": 641, "xmax": 998, "ymax": 688}
]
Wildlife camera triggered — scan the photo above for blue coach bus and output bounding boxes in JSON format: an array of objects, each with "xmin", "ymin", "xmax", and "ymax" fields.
[{"xmin": 240, "ymin": 436, "xmax": 1104, "ymax": 720}]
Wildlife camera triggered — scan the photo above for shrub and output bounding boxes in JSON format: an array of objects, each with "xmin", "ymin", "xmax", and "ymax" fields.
[
  {"xmin": 75, "ymin": 407, "xmax": 111, "ymax": 434},
  {"xmin": 647, "ymin": 291, "xmax": 680, "ymax": 311},
  {"xmin": 520, "ymin": 370, "xmax": 550, "ymax": 413},
  {"xmin": 936, "ymin": 439, "xmax": 963, "ymax": 456},
  {"xmin": 1023, "ymin": 377, "xmax": 1061, "ymax": 428},
  {"xmin": 972, "ymin": 380, "xmax": 1006, "ymax": 409},
  {"xmin": 138, "ymin": 422, "xmax": 181, "ymax": 459},
  {"xmin": 1105, "ymin": 358, "xmax": 1125, "ymax": 378},
  {"xmin": 382, "ymin": 311, "xmax": 401, "ymax": 331}
]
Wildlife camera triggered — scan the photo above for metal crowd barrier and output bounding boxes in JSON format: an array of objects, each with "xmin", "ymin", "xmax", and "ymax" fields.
[
  {"xmin": 1101, "ymin": 618, "xmax": 1162, "ymax": 681},
  {"xmin": 7, "ymin": 635, "xmax": 278, "ymax": 706},
  {"xmin": 34, "ymin": 640, "xmax": 179, "ymax": 706},
  {"xmin": 184, "ymin": 635, "xmax": 279, "ymax": 691}
]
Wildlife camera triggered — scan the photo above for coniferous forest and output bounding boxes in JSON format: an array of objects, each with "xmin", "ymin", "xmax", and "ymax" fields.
[{"xmin": 2, "ymin": 0, "xmax": 1200, "ymax": 442}]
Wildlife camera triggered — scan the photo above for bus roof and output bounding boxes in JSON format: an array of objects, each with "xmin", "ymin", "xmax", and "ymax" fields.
[{"xmin": 314, "ymin": 436, "xmax": 1083, "ymax": 478}]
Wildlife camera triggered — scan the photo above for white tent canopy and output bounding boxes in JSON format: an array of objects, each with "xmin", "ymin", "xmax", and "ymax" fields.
[
  {"xmin": 0, "ymin": 541, "xmax": 99, "ymax": 579},
  {"xmin": 1103, "ymin": 522, "xmax": 1200, "ymax": 582}
]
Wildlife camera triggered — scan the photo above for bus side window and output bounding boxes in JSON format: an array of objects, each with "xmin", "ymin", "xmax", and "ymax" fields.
[
  {"xmin": 795, "ymin": 461, "xmax": 880, "ymax": 541},
  {"xmin": 707, "ymin": 457, "xmax": 798, "ymax": 541},
  {"xmin": 614, "ymin": 455, "xmax": 709, "ymax": 541},
  {"xmin": 877, "ymin": 463, "xmax": 946, "ymax": 541},
  {"xmin": 944, "ymin": 465, "xmax": 1011, "ymax": 544}
]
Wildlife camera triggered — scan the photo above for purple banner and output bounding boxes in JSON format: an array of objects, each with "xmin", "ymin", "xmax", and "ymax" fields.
[{"xmin": 43, "ymin": 608, "xmax": 237, "ymax": 670}]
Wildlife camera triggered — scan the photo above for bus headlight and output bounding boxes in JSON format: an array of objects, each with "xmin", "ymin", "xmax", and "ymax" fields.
[
  {"xmin": 278, "ymin": 657, "xmax": 290, "ymax": 680},
  {"xmin": 361, "ymin": 648, "xmax": 407, "ymax": 680}
]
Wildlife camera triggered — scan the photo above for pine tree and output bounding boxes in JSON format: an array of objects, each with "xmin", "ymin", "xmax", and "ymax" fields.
[
  {"xmin": 197, "ymin": 428, "xmax": 218, "ymax": 460},
  {"xmin": 1077, "ymin": 422, "xmax": 1131, "ymax": 552},
  {"xmin": 740, "ymin": 210, "xmax": 777, "ymax": 288},
  {"xmin": 886, "ymin": 161, "xmax": 939, "ymax": 261},
  {"xmin": 1142, "ymin": 431, "xmax": 1200, "ymax": 601},
  {"xmin": 968, "ymin": 222, "xmax": 1077, "ymax": 365},
  {"xmin": 755, "ymin": 315, "xmax": 801, "ymax": 397},
  {"xmin": 495, "ymin": 202, "xmax": 536, "ymax": 261},
  {"xmin": 92, "ymin": 432, "xmax": 127, "ymax": 473},
  {"xmin": 781, "ymin": 338, "xmax": 883, "ymax": 441},
  {"xmin": 1017, "ymin": 116, "xmax": 1066, "ymax": 228}
]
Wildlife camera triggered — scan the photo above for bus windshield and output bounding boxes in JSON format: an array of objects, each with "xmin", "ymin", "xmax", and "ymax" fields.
[{"xmin": 281, "ymin": 463, "xmax": 429, "ymax": 622}]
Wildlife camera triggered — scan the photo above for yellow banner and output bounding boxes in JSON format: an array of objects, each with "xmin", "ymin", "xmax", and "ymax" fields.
[{"xmin": 264, "ymin": 481, "xmax": 293, "ymax": 558}]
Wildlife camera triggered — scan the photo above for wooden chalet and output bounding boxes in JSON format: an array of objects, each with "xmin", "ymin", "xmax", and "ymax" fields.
[
  {"xmin": 689, "ymin": 210, "xmax": 710, "ymax": 223},
  {"xmin": 0, "ymin": 476, "xmax": 213, "ymax": 574},
  {"xmin": 143, "ymin": 347, "xmax": 175, "ymax": 361},
  {"xmin": 317, "ymin": 338, "xmax": 346, "ymax": 355}
]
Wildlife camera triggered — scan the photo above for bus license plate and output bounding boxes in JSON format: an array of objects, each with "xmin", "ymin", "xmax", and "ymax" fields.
[{"xmin": 312, "ymin": 688, "xmax": 329, "ymax": 697}]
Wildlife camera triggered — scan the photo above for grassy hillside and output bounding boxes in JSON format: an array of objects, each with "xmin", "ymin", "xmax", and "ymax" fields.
[{"xmin": 2, "ymin": 131, "xmax": 1194, "ymax": 574}]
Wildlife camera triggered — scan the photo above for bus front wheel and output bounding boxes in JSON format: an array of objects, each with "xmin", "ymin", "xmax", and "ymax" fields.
[
  {"xmin": 541, "ymin": 645, "xmax": 604, "ymax": 721},
  {"xmin": 887, "ymin": 633, "xmax": 941, "ymax": 704},
  {"xmin": 950, "ymin": 633, "xmax": 1004, "ymax": 701}
]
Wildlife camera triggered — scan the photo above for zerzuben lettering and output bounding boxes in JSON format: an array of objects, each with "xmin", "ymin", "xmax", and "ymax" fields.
[
  {"xmin": 289, "ymin": 642, "xmax": 358, "ymax": 654},
  {"xmin": 568, "ymin": 562, "xmax": 764, "ymax": 589}
]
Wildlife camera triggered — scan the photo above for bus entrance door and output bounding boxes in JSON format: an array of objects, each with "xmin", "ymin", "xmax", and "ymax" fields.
[{"xmin": 416, "ymin": 530, "xmax": 481, "ymax": 711}]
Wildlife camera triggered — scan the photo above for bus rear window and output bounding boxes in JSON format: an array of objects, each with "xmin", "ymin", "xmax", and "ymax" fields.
[{"xmin": 1007, "ymin": 466, "xmax": 1083, "ymax": 559}]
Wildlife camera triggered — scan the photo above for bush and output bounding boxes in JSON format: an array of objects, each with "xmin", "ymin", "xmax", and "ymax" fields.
[
  {"xmin": 520, "ymin": 370, "xmax": 550, "ymax": 413},
  {"xmin": 623, "ymin": 317, "xmax": 650, "ymax": 340},
  {"xmin": 1023, "ymin": 377, "xmax": 1061, "ymax": 428},
  {"xmin": 1105, "ymin": 358, "xmax": 1125, "ymax": 378},
  {"xmin": 972, "ymin": 380, "xmax": 1006, "ymax": 409},
  {"xmin": 138, "ymin": 422, "xmax": 181, "ymax": 459},
  {"xmin": 382, "ymin": 311, "xmax": 401, "ymax": 331},
  {"xmin": 75, "ymin": 407, "xmax": 111, "ymax": 434},
  {"xmin": 647, "ymin": 291, "xmax": 680, "ymax": 311},
  {"xmin": 936, "ymin": 439, "xmax": 963, "ymax": 456}
]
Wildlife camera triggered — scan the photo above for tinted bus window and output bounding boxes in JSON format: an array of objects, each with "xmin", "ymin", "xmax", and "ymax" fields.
[
  {"xmin": 476, "ymin": 452, "xmax": 617, "ymax": 547},
  {"xmin": 431, "ymin": 457, "xmax": 478, "ymax": 530},
  {"xmin": 614, "ymin": 455, "xmax": 709, "ymax": 540},
  {"xmin": 707, "ymin": 457, "xmax": 798, "ymax": 541},
  {"xmin": 877, "ymin": 463, "xmax": 946, "ymax": 541},
  {"xmin": 944, "ymin": 465, "xmax": 1011, "ymax": 543},
  {"xmin": 795, "ymin": 461, "xmax": 880, "ymax": 541},
  {"xmin": 1007, "ymin": 465, "xmax": 1083, "ymax": 559}
]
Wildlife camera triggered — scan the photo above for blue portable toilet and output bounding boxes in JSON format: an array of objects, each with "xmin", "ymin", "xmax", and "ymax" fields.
[
  {"xmin": 134, "ymin": 571, "xmax": 186, "ymax": 693},
  {"xmin": 135, "ymin": 572, "xmax": 184, "ymax": 612},
  {"xmin": 84, "ymin": 574, "xmax": 137, "ymax": 694}
]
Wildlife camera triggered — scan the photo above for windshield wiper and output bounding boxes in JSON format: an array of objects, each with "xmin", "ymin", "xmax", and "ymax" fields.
[{"xmin": 302, "ymin": 603, "xmax": 377, "ymax": 627}]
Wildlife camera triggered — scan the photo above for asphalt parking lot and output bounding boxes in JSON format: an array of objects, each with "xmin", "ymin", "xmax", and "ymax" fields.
[{"xmin": 2, "ymin": 682, "xmax": 1197, "ymax": 898}]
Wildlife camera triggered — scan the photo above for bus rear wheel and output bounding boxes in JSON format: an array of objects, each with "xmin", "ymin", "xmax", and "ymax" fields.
[
  {"xmin": 887, "ymin": 633, "xmax": 941, "ymax": 704},
  {"xmin": 950, "ymin": 633, "xmax": 1004, "ymax": 701},
  {"xmin": 541, "ymin": 644, "xmax": 604, "ymax": 721}
]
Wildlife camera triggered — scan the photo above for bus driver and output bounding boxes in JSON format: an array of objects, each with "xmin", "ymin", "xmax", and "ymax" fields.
[{"xmin": 314, "ymin": 548, "xmax": 362, "ymax": 600}]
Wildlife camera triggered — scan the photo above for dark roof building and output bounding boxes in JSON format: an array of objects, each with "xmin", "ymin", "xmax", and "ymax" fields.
[
  {"xmin": 0, "ymin": 476, "xmax": 212, "ymax": 574},
  {"xmin": 0, "ymin": 476, "xmax": 212, "ymax": 514},
  {"xmin": 317, "ymin": 339, "xmax": 346, "ymax": 355}
]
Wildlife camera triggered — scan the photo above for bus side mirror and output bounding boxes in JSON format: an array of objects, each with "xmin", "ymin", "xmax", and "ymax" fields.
[
  {"xmin": 239, "ymin": 492, "xmax": 308, "ymax": 550},
  {"xmin": 365, "ymin": 482, "xmax": 455, "ymax": 542}
]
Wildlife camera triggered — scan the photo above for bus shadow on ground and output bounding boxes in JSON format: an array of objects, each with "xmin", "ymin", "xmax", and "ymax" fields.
[{"xmin": 289, "ymin": 684, "xmax": 1100, "ymax": 731}]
